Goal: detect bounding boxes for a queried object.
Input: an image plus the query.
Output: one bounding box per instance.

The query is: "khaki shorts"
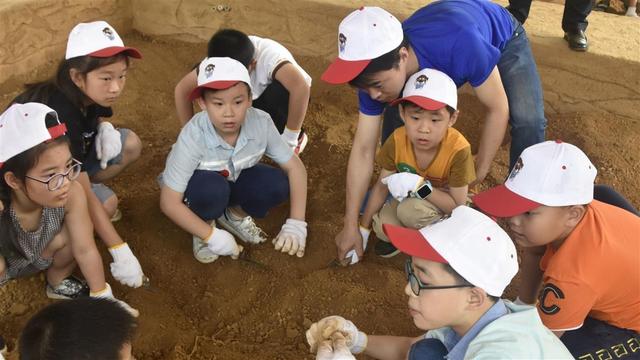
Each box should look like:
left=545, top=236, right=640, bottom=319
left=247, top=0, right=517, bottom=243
left=372, top=198, right=443, bottom=243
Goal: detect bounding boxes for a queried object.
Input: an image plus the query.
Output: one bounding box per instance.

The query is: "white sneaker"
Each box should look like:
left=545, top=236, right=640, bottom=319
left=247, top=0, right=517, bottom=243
left=217, top=209, right=267, bottom=244
left=192, top=236, right=219, bottom=263
left=295, top=132, right=309, bottom=154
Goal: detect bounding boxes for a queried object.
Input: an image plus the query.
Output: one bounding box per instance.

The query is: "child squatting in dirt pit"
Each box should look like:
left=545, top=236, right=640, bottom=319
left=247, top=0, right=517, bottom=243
left=160, top=57, right=308, bottom=263
left=0, top=103, right=137, bottom=316
left=473, top=141, right=640, bottom=359
left=11, top=20, right=146, bottom=290
left=359, top=68, right=476, bottom=260
left=174, top=28, right=312, bottom=154
left=19, top=298, right=137, bottom=359
left=306, top=207, right=573, bottom=360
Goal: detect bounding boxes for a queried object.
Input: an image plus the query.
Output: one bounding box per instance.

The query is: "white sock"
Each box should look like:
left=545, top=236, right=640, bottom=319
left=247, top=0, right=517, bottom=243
left=627, top=6, right=638, bottom=15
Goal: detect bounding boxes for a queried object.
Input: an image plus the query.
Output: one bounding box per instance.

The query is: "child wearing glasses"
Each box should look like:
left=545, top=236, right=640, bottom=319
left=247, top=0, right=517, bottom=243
left=11, top=21, right=146, bottom=289
left=0, top=103, right=137, bottom=316
left=306, top=207, right=572, bottom=359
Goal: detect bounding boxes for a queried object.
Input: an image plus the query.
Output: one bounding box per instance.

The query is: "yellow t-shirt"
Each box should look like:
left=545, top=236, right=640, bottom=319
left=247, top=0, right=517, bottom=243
left=376, top=127, right=475, bottom=188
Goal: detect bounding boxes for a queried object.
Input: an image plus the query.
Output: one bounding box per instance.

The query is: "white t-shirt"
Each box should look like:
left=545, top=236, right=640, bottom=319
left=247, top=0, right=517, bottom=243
left=249, top=35, right=312, bottom=99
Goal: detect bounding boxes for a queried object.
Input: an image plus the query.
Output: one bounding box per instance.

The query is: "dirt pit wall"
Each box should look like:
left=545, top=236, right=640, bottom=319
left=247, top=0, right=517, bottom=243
left=0, top=0, right=639, bottom=359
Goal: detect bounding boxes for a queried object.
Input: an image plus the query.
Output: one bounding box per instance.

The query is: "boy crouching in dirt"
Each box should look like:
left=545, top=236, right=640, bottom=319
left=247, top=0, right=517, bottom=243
left=473, top=141, right=640, bottom=359
left=359, top=69, right=476, bottom=260
left=160, top=57, right=308, bottom=263
left=306, top=207, right=572, bottom=359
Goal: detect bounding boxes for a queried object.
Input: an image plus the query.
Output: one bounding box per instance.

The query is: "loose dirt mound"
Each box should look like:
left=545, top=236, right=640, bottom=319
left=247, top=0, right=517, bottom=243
left=0, top=29, right=638, bottom=359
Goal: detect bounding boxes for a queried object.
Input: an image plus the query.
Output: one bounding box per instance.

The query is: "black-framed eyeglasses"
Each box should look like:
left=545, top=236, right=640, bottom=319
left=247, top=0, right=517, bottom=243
left=405, top=259, right=474, bottom=296
left=25, top=159, right=82, bottom=191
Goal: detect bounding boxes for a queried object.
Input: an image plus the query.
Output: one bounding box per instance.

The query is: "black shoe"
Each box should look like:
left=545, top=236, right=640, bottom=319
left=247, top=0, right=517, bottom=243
left=564, top=30, right=588, bottom=52
left=46, top=276, right=90, bottom=300
left=374, top=240, right=401, bottom=258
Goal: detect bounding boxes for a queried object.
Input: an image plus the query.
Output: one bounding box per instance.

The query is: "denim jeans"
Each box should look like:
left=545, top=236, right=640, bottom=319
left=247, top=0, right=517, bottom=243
left=497, top=16, right=546, bottom=170
left=382, top=16, right=546, bottom=171
left=183, top=164, right=289, bottom=221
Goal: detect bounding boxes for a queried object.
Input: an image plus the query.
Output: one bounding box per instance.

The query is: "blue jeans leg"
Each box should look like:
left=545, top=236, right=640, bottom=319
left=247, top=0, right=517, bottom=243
left=183, top=170, right=230, bottom=221
left=498, top=19, right=547, bottom=170
left=229, top=164, right=289, bottom=218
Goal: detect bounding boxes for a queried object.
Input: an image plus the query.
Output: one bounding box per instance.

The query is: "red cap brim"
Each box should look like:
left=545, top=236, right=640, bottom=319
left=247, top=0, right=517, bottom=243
left=472, top=184, right=542, bottom=218
left=321, top=57, right=371, bottom=84
left=390, top=95, right=446, bottom=110
left=89, top=46, right=142, bottom=59
left=188, top=81, right=241, bottom=101
left=383, top=224, right=448, bottom=263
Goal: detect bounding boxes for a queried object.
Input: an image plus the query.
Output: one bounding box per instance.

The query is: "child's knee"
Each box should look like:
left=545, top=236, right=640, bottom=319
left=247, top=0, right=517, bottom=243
left=396, top=198, right=442, bottom=228
left=102, top=194, right=119, bottom=218
left=122, top=130, right=142, bottom=163
left=184, top=171, right=230, bottom=220
left=42, top=230, right=70, bottom=259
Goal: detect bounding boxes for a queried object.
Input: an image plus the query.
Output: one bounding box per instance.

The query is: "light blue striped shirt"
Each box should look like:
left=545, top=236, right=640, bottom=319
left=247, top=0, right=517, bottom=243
left=162, top=107, right=293, bottom=193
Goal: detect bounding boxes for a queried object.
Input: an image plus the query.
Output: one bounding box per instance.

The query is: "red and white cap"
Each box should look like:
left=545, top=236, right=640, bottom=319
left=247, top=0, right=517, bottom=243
left=65, top=21, right=142, bottom=60
left=383, top=206, right=518, bottom=297
left=0, top=103, right=67, bottom=168
left=389, top=68, right=457, bottom=110
left=321, top=6, right=403, bottom=84
left=473, top=140, right=597, bottom=217
left=189, top=57, right=253, bottom=101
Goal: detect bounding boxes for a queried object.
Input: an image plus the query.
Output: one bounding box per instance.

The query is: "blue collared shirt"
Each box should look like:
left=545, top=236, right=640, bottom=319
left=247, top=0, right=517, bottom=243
left=439, top=300, right=509, bottom=360
left=162, top=107, right=293, bottom=193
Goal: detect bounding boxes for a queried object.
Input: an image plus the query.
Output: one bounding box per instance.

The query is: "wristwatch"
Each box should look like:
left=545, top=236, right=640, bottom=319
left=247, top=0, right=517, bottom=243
left=412, top=180, right=433, bottom=199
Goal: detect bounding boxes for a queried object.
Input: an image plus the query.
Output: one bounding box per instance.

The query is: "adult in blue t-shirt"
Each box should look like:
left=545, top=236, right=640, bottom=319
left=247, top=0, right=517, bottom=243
left=321, top=0, right=546, bottom=262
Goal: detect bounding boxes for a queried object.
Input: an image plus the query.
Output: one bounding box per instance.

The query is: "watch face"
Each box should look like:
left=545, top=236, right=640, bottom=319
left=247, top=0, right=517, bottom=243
left=417, top=183, right=432, bottom=199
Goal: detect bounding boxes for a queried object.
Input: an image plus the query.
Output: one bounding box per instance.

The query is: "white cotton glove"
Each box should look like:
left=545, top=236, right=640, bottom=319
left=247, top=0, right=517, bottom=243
left=95, top=122, right=122, bottom=169
left=108, top=243, right=144, bottom=288
left=381, top=173, right=424, bottom=201
left=306, top=316, right=368, bottom=355
left=90, top=283, right=140, bottom=317
left=346, top=225, right=370, bottom=265
left=205, top=227, right=241, bottom=257
left=273, top=218, right=307, bottom=257
left=316, top=332, right=357, bottom=360
left=282, top=127, right=301, bottom=150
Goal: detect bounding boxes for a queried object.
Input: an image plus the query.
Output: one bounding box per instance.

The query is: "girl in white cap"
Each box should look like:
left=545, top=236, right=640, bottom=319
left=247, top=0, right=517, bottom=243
left=0, top=103, right=137, bottom=316
left=12, top=21, right=146, bottom=289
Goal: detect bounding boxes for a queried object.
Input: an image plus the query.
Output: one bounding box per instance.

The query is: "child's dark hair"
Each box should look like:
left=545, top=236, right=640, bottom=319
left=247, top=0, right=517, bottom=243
left=348, top=35, right=409, bottom=89
left=442, top=263, right=500, bottom=303
left=400, top=101, right=457, bottom=117
left=19, top=298, right=137, bottom=360
left=207, top=29, right=255, bottom=67
left=11, top=54, right=129, bottom=110
left=0, top=114, right=69, bottom=258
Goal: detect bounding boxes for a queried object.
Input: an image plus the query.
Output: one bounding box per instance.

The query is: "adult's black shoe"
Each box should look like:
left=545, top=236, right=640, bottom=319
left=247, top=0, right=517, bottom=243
left=564, top=30, right=589, bottom=51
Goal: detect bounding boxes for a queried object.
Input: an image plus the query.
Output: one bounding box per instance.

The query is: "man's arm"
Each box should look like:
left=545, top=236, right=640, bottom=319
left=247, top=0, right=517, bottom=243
left=471, top=66, right=509, bottom=185
left=273, top=62, right=311, bottom=132
left=334, top=112, right=382, bottom=260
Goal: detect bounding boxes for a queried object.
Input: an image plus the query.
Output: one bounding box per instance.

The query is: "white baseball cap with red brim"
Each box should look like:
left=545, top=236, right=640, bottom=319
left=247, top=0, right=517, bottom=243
left=0, top=103, right=67, bottom=168
left=389, top=68, right=458, bottom=110
left=189, top=57, right=253, bottom=101
left=473, top=140, right=597, bottom=218
left=383, top=206, right=518, bottom=297
left=65, top=21, right=142, bottom=60
left=321, top=6, right=403, bottom=84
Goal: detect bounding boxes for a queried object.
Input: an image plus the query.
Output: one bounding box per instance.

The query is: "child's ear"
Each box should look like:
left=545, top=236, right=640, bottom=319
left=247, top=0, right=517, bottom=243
left=196, top=96, right=206, bottom=110
left=449, top=110, right=460, bottom=127
left=69, top=68, right=85, bottom=90
left=565, top=205, right=587, bottom=228
left=466, top=287, right=489, bottom=310
left=4, top=171, right=22, bottom=191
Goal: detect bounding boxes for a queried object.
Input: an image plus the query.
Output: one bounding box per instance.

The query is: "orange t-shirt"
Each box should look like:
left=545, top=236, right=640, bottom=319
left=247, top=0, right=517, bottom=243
left=376, top=127, right=475, bottom=189
left=537, top=200, right=640, bottom=332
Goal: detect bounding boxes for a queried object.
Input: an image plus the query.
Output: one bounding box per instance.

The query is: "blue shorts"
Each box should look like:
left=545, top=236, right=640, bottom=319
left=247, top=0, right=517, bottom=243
left=84, top=128, right=130, bottom=177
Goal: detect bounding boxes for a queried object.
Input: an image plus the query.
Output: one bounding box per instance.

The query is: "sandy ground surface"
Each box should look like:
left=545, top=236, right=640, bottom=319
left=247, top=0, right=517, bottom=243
left=0, top=2, right=639, bottom=359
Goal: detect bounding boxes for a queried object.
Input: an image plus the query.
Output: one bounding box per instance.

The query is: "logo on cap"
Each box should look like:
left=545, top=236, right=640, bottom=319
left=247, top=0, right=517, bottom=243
left=415, top=75, right=428, bottom=89
left=508, top=157, right=524, bottom=180
left=338, top=33, right=347, bottom=53
left=102, top=27, right=115, bottom=41
left=205, top=64, right=216, bottom=78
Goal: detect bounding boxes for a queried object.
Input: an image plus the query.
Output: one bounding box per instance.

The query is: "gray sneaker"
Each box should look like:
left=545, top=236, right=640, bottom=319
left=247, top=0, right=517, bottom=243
left=46, top=276, right=89, bottom=299
left=217, top=209, right=267, bottom=244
